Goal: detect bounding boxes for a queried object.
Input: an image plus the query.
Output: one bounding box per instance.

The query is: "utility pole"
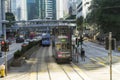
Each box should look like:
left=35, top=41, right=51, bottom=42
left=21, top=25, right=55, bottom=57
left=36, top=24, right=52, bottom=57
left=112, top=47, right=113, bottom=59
left=2, top=21, right=8, bottom=76
left=108, top=32, right=112, bottom=80
left=2, top=0, right=8, bottom=76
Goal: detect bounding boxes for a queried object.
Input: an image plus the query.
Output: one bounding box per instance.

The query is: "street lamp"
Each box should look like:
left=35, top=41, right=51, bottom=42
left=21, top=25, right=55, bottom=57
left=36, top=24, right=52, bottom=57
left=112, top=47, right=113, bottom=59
left=1, top=20, right=9, bottom=76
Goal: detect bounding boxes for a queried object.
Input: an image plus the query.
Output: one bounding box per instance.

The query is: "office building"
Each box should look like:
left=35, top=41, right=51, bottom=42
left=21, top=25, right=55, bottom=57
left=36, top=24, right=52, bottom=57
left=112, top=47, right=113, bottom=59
left=56, top=0, right=69, bottom=20
left=76, top=0, right=91, bottom=19
left=27, top=0, right=56, bottom=20
left=27, top=0, right=37, bottom=20
left=11, top=0, right=27, bottom=20
left=46, top=0, right=56, bottom=19
left=68, top=0, right=77, bottom=16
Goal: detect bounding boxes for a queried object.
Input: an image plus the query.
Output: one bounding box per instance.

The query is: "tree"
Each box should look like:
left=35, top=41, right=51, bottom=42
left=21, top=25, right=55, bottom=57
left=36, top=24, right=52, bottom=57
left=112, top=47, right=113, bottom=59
left=76, top=16, right=83, bottom=30
left=87, top=0, right=120, bottom=40
left=65, top=15, right=76, bottom=19
left=5, top=12, right=15, bottom=27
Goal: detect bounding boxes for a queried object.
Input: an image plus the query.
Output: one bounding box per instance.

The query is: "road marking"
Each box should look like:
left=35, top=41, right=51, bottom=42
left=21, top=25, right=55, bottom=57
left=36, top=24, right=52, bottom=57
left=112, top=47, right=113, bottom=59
left=71, top=62, right=91, bottom=80
left=90, top=57, right=120, bottom=73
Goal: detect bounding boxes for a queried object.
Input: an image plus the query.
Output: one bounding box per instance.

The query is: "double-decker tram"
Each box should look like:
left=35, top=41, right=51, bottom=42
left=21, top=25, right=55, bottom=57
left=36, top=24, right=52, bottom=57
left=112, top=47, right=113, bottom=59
left=52, top=26, right=72, bottom=63
left=54, top=35, right=72, bottom=63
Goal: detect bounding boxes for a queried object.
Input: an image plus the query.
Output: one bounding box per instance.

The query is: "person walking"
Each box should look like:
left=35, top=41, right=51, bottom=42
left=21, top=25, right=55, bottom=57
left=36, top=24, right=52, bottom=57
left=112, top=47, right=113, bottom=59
left=81, top=48, right=85, bottom=61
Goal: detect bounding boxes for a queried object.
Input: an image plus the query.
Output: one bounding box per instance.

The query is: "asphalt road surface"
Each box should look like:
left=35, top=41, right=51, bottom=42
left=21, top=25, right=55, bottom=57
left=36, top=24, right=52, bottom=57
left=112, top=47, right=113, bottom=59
left=1, top=41, right=120, bottom=80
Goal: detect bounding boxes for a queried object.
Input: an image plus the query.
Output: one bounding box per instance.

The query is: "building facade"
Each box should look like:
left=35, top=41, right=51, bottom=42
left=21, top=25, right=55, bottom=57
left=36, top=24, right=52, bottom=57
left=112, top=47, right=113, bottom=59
left=46, top=0, right=56, bottom=19
left=76, top=0, right=91, bottom=19
left=68, top=0, right=77, bottom=16
left=11, top=0, right=27, bottom=20
left=56, top=0, right=69, bottom=20
left=27, top=0, right=56, bottom=20
left=27, top=0, right=37, bottom=20
left=38, top=0, right=46, bottom=19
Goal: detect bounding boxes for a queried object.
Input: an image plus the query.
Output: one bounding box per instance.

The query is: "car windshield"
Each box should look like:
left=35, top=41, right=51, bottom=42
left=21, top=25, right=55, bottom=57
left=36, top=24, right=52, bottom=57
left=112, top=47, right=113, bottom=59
left=42, top=38, right=49, bottom=40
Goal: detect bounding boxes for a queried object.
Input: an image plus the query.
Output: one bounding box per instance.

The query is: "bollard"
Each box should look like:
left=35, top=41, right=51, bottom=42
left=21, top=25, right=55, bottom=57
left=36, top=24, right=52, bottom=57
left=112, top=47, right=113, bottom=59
left=0, top=64, right=5, bottom=77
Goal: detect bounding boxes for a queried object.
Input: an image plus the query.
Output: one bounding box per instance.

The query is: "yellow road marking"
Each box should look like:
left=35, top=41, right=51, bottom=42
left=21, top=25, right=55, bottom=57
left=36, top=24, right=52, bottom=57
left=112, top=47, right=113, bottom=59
left=71, top=62, right=91, bottom=80
left=90, top=57, right=120, bottom=73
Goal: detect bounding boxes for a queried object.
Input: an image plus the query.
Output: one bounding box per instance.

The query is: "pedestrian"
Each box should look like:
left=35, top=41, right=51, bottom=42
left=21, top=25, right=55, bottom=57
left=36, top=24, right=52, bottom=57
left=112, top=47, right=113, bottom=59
left=81, top=48, right=85, bottom=61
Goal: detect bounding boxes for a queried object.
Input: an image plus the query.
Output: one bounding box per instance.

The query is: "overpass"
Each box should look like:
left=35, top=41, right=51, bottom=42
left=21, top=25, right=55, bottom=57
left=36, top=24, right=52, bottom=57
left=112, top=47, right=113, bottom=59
left=11, top=19, right=76, bottom=33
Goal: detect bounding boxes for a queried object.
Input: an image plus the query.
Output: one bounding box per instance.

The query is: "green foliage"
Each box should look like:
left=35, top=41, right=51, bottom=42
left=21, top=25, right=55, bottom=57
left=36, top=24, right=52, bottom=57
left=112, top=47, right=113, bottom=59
left=66, top=15, right=76, bottom=19
left=14, top=50, right=21, bottom=59
left=14, top=41, right=40, bottom=59
left=87, top=0, right=120, bottom=40
left=5, top=12, right=15, bottom=27
left=76, top=16, right=83, bottom=30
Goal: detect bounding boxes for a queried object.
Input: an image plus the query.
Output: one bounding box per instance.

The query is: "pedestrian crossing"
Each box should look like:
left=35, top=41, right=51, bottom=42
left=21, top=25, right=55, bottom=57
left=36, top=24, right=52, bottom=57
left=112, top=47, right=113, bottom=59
left=90, top=56, right=120, bottom=65
left=77, top=56, right=120, bottom=70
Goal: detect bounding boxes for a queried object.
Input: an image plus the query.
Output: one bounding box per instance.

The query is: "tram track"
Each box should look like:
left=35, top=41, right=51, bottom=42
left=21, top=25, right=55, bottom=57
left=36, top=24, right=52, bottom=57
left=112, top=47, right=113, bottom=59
left=59, top=63, right=85, bottom=80
left=47, top=46, right=90, bottom=80
left=45, top=47, right=52, bottom=80
left=34, top=46, right=51, bottom=80
left=3, top=46, right=42, bottom=80
left=4, top=46, right=90, bottom=80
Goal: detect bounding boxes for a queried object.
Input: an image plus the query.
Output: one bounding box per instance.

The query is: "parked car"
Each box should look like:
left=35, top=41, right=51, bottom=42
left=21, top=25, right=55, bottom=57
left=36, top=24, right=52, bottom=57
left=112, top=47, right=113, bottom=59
left=25, top=39, right=30, bottom=42
left=16, top=37, right=24, bottom=43
left=21, top=42, right=29, bottom=47
left=0, top=52, right=2, bottom=57
left=6, top=40, right=12, bottom=45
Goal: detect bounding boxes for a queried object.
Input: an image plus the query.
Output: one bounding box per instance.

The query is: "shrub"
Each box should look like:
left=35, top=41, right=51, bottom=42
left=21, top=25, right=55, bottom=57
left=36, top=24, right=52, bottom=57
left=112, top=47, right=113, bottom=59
left=14, top=50, right=21, bottom=59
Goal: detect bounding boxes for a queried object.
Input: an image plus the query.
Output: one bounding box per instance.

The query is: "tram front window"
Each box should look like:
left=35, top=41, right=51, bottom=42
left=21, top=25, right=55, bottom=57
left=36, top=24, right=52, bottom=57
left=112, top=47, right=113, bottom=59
left=56, top=43, right=70, bottom=52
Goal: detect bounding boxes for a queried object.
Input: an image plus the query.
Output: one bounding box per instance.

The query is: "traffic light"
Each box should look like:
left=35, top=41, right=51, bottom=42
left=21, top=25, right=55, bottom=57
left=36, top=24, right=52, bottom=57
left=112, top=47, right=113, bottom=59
left=1, top=41, right=5, bottom=51
left=78, top=36, right=83, bottom=45
left=105, top=37, right=109, bottom=50
left=4, top=42, right=9, bottom=52
left=105, top=37, right=115, bottom=50
left=1, top=41, right=9, bottom=52
left=111, top=39, right=115, bottom=50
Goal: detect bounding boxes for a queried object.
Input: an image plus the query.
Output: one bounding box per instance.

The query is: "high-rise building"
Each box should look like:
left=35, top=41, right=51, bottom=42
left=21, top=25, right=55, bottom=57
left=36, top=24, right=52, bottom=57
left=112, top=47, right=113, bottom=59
left=11, top=0, right=27, bottom=20
left=76, top=0, right=91, bottom=19
left=46, top=0, right=56, bottom=19
left=27, top=0, right=56, bottom=20
left=56, top=0, right=69, bottom=20
left=27, top=0, right=37, bottom=20
left=11, top=0, right=17, bottom=19
left=69, top=0, right=77, bottom=16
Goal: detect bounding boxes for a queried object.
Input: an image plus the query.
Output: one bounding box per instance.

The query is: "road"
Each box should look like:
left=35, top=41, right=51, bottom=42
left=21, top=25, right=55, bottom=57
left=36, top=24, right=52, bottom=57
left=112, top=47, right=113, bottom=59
left=76, top=41, right=120, bottom=80
left=0, top=43, right=22, bottom=64
left=1, top=41, right=120, bottom=80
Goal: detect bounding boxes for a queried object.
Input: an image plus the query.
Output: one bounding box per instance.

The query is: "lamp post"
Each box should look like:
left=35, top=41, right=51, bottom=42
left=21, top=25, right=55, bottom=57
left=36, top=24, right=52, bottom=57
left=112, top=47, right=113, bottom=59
left=2, top=20, right=9, bottom=76
left=1, top=0, right=10, bottom=76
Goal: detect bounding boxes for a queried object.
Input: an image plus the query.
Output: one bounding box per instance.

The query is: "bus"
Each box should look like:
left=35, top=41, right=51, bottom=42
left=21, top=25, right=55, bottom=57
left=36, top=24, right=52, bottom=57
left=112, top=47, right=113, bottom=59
left=41, top=33, right=51, bottom=46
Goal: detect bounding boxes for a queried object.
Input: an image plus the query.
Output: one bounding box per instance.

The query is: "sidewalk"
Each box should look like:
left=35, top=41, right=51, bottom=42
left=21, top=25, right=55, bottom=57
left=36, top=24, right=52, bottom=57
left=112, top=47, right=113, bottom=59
left=0, top=45, right=40, bottom=80
left=1, top=60, right=31, bottom=80
left=89, top=39, right=120, bottom=53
